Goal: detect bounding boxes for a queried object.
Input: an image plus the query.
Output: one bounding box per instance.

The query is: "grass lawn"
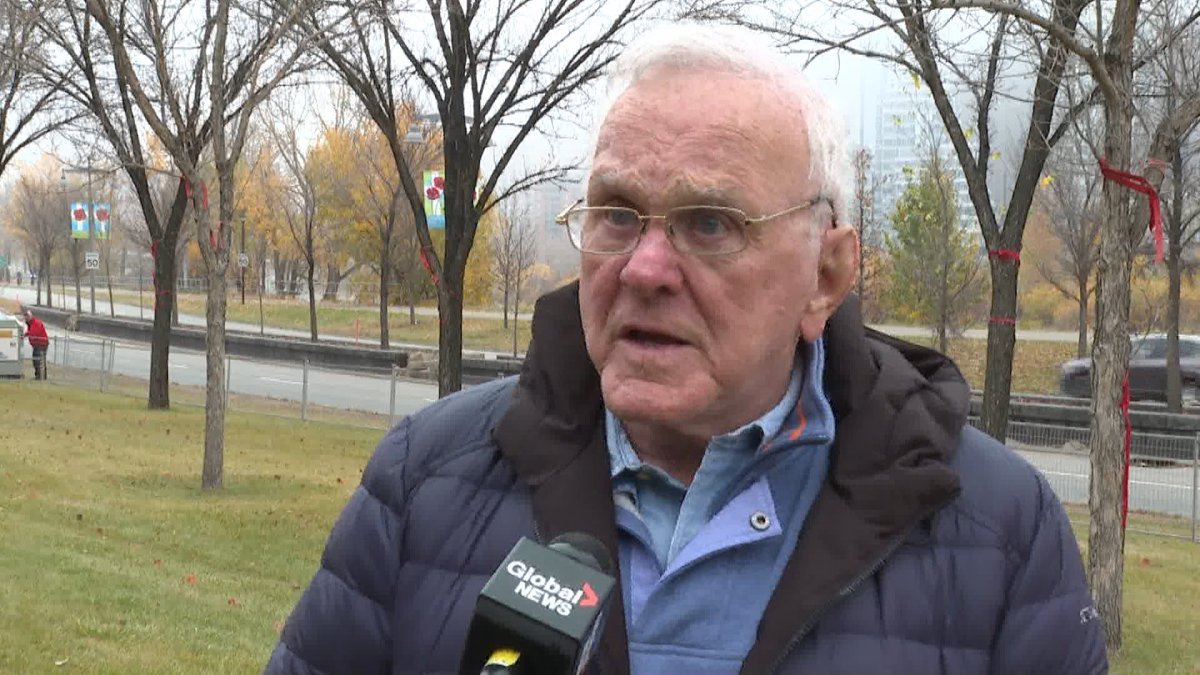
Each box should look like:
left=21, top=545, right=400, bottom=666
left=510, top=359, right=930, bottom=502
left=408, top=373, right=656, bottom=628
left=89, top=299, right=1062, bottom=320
left=931, top=337, right=1077, bottom=395
left=1, top=384, right=1197, bottom=673
left=0, top=382, right=381, bottom=674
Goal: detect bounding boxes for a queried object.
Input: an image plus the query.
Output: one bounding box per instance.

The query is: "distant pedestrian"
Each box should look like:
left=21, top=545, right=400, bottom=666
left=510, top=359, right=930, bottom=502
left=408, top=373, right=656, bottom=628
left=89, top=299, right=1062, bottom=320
left=23, top=308, right=49, bottom=380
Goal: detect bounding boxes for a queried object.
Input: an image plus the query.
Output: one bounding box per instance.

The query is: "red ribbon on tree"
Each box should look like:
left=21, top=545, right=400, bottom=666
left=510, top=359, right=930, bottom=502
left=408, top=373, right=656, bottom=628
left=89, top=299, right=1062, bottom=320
left=181, top=177, right=209, bottom=210
left=1121, top=374, right=1132, bottom=530
left=1098, top=157, right=1164, bottom=263
left=987, top=248, right=1021, bottom=266
left=988, top=316, right=1017, bottom=326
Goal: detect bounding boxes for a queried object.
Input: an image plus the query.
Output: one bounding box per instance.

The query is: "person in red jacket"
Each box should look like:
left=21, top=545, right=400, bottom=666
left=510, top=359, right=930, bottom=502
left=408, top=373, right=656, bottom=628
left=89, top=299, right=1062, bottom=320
left=23, top=308, right=49, bottom=380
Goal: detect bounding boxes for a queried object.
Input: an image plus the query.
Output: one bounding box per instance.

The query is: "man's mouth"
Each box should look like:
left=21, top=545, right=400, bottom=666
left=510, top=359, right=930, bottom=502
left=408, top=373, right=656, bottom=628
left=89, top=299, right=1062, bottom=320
left=621, top=328, right=688, bottom=347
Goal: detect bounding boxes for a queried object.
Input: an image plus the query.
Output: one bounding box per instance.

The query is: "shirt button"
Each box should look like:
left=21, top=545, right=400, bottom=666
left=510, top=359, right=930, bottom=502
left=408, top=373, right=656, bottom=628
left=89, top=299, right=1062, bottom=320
left=750, top=511, right=771, bottom=531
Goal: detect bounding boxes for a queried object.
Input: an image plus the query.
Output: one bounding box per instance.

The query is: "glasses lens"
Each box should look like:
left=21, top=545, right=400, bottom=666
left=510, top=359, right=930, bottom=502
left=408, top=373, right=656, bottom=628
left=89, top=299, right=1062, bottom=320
left=668, top=206, right=747, bottom=254
left=569, top=207, right=642, bottom=253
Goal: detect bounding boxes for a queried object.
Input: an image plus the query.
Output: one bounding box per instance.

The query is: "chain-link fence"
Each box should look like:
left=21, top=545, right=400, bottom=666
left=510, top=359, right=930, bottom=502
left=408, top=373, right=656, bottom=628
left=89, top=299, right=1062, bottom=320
left=969, top=417, right=1199, bottom=542
left=34, top=335, right=435, bottom=432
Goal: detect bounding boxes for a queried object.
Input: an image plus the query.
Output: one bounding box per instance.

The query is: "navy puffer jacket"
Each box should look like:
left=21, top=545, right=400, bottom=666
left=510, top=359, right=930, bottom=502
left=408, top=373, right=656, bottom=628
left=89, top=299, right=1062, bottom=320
left=266, top=286, right=1107, bottom=674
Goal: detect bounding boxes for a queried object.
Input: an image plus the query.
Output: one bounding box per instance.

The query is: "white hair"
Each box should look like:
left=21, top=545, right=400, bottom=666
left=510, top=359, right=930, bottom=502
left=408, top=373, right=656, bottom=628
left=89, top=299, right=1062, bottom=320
left=592, top=23, right=852, bottom=226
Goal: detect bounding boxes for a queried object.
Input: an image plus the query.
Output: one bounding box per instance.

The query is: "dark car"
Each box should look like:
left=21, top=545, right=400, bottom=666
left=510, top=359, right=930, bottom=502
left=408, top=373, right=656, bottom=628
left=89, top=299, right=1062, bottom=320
left=1060, top=334, right=1200, bottom=404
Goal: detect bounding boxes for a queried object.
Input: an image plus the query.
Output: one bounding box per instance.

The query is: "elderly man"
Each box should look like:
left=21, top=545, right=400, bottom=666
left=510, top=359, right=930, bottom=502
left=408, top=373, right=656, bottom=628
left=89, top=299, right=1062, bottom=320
left=267, top=24, right=1106, bottom=675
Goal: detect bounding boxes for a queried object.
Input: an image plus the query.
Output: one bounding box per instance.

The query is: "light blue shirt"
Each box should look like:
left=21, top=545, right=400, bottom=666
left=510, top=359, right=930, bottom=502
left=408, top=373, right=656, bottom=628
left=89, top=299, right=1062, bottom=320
left=607, top=357, right=804, bottom=569
left=605, top=339, right=836, bottom=671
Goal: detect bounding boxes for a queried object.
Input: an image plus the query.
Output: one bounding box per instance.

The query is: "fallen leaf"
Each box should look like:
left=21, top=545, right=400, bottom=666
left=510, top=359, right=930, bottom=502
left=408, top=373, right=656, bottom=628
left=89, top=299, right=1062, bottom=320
left=153, top=559, right=162, bottom=567
left=1140, top=557, right=1151, bottom=566
left=54, top=657, right=69, bottom=667
left=228, top=597, right=239, bottom=607
left=184, top=574, right=197, bottom=586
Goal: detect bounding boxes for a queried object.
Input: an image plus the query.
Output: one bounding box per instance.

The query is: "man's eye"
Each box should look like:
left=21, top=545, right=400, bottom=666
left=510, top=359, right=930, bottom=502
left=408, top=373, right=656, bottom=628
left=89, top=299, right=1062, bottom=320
left=604, top=209, right=641, bottom=229
left=677, top=208, right=735, bottom=237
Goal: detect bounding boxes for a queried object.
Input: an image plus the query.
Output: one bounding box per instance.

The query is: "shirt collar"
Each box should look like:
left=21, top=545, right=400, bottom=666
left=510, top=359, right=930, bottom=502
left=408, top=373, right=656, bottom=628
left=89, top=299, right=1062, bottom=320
left=607, top=340, right=820, bottom=479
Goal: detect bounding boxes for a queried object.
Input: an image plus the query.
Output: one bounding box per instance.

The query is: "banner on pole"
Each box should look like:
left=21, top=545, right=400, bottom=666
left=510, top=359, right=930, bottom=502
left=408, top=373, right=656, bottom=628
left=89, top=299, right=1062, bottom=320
left=70, top=202, right=90, bottom=239
left=93, top=203, right=111, bottom=240
left=423, top=170, right=446, bottom=229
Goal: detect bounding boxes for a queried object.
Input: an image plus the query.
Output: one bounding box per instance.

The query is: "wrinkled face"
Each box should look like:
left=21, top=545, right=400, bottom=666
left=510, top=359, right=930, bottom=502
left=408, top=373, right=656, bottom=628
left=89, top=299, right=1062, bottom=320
left=580, top=68, right=855, bottom=438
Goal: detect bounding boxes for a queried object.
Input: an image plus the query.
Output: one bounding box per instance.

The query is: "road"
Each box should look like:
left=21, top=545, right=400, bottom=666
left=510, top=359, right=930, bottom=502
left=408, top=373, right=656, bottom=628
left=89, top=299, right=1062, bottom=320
left=2, top=284, right=1085, bottom=344
left=1016, top=448, right=1198, bottom=519
left=48, top=333, right=439, bottom=420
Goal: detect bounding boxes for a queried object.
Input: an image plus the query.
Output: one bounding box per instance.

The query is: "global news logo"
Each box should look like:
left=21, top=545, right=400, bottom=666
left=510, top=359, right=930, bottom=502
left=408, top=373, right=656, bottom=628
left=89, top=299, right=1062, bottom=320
left=506, top=560, right=599, bottom=617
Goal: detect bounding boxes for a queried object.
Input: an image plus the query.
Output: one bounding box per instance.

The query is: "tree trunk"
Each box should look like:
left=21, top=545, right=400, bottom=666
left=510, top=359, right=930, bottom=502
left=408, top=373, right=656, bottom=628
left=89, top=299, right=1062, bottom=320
left=1165, top=147, right=1184, bottom=412
left=437, top=272, right=465, bottom=396
left=512, top=282, right=520, bottom=357
left=323, top=261, right=341, bottom=300
left=502, top=282, right=510, bottom=330
left=307, top=259, right=318, bottom=342
left=171, top=274, right=180, bottom=327
left=1077, top=277, right=1090, bottom=359
left=148, top=242, right=178, bottom=409
left=201, top=265, right=228, bottom=490
left=379, top=251, right=391, bottom=349
left=981, top=261, right=1019, bottom=440
left=1088, top=39, right=1137, bottom=652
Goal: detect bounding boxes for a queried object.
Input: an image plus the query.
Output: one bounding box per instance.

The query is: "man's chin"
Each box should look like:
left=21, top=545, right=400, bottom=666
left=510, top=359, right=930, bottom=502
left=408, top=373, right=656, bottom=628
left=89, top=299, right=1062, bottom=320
left=600, top=374, right=707, bottom=426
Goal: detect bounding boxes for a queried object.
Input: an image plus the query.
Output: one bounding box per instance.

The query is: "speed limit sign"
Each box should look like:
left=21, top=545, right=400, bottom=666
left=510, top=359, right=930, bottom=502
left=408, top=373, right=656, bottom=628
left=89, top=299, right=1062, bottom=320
left=85, top=252, right=100, bottom=270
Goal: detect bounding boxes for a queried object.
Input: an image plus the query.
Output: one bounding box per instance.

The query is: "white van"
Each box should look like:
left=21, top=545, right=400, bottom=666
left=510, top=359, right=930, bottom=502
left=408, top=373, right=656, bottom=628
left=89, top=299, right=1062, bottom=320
left=0, top=310, right=25, bottom=378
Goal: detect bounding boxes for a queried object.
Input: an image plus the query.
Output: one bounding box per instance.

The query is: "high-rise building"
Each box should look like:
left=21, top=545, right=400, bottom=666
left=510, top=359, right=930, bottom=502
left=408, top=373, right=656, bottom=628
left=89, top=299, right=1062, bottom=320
left=873, top=79, right=977, bottom=230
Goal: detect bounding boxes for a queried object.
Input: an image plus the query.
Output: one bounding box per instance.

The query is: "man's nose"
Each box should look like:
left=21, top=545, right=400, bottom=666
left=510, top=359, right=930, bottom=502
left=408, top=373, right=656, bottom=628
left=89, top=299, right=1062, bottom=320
left=618, top=221, right=683, bottom=291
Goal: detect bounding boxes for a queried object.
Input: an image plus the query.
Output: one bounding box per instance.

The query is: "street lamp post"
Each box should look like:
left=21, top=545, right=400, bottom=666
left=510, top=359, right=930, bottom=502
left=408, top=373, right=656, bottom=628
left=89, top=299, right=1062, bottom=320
left=61, top=160, right=99, bottom=315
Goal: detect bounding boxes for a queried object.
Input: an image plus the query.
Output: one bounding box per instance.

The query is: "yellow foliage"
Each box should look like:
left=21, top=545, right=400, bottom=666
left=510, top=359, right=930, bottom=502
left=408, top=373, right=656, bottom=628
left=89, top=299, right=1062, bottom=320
left=463, top=207, right=497, bottom=307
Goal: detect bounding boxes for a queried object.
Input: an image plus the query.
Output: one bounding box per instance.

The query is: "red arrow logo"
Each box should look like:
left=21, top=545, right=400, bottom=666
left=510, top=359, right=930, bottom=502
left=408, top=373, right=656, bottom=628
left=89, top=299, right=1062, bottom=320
left=579, top=583, right=598, bottom=607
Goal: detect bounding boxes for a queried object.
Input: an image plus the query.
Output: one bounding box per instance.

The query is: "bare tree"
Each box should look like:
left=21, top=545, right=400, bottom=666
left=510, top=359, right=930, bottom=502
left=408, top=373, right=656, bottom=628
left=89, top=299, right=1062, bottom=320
left=8, top=167, right=70, bottom=307
left=266, top=98, right=321, bottom=341
left=1036, top=131, right=1103, bottom=358
left=309, top=0, right=667, bottom=396
left=83, top=0, right=317, bottom=489
left=0, top=0, right=74, bottom=181
left=492, top=198, right=538, bottom=353
left=34, top=0, right=206, bottom=409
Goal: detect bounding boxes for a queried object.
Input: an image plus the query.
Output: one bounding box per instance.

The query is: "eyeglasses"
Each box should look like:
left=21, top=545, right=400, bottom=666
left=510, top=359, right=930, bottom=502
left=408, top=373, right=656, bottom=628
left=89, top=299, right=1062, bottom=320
left=554, top=197, right=831, bottom=256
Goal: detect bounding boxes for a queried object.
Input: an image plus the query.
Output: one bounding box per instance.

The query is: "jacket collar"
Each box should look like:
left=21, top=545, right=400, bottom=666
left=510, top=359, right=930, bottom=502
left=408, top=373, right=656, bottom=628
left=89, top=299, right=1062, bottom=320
left=494, top=283, right=966, bottom=675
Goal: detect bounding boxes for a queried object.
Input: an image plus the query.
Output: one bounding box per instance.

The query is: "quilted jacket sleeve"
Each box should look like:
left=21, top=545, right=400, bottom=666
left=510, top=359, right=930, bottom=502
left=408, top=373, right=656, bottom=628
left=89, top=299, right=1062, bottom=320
left=264, top=418, right=415, bottom=675
left=990, top=476, right=1108, bottom=674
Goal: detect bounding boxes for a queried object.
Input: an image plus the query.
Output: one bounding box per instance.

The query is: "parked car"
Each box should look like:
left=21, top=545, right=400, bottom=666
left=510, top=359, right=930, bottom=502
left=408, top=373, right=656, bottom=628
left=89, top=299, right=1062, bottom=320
left=1059, top=333, right=1200, bottom=404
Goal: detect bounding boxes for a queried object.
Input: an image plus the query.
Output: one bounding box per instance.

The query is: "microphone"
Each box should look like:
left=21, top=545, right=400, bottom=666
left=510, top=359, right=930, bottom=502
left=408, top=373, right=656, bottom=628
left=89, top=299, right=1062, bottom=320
left=459, top=533, right=616, bottom=675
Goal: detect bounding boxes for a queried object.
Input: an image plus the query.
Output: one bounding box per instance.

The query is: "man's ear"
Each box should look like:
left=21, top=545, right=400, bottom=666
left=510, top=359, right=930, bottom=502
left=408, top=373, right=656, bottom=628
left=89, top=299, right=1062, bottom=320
left=799, top=225, right=859, bottom=342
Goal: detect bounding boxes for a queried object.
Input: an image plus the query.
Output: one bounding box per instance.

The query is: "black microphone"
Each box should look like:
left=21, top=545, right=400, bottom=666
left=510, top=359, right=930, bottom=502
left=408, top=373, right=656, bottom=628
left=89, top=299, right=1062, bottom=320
left=459, top=532, right=616, bottom=675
